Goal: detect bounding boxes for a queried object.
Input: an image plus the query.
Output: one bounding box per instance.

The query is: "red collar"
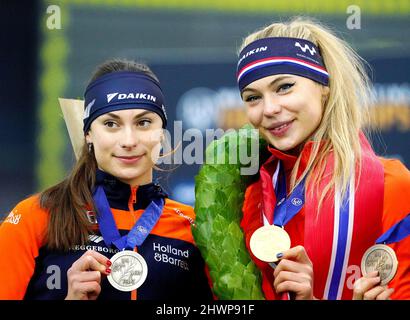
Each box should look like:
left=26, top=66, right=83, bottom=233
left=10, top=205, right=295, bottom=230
left=263, top=141, right=318, bottom=177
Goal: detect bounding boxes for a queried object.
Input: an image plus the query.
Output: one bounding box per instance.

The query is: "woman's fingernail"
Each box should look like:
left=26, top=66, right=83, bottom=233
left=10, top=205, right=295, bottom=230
left=276, top=253, right=283, bottom=259
left=107, top=260, right=112, bottom=266
left=106, top=268, right=111, bottom=274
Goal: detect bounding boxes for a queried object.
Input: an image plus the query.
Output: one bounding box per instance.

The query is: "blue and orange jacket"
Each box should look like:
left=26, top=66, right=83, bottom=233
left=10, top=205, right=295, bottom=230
left=0, top=170, right=213, bottom=300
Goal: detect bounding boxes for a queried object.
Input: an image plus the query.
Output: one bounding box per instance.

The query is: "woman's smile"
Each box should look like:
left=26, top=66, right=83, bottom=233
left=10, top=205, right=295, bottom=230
left=113, top=154, right=145, bottom=165
left=267, top=119, right=295, bottom=137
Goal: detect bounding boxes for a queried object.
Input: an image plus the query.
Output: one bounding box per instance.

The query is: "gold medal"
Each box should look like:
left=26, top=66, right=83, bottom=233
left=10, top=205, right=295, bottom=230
left=108, top=250, right=148, bottom=292
left=250, top=225, right=291, bottom=262
left=361, top=244, right=398, bottom=286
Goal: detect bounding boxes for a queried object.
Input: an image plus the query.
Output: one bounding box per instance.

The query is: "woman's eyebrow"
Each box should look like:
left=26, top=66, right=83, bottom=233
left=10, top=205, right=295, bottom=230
left=102, top=110, right=153, bottom=120
left=268, top=76, right=294, bottom=87
left=242, top=76, right=294, bottom=95
left=133, top=111, right=153, bottom=119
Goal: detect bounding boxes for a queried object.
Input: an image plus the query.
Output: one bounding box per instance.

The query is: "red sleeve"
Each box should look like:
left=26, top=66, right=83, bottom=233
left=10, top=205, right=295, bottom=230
left=0, top=195, right=48, bottom=299
left=380, top=158, right=410, bottom=300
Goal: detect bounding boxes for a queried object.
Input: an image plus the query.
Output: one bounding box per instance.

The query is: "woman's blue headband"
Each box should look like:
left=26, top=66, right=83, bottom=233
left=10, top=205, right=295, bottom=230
left=83, top=71, right=167, bottom=132
left=237, top=37, right=329, bottom=92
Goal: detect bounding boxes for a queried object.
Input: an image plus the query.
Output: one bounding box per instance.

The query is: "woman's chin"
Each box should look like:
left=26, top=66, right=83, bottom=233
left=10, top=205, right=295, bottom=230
left=263, top=134, right=295, bottom=151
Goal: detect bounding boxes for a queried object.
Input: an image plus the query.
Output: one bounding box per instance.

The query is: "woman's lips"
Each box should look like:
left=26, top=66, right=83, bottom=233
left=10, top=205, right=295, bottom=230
left=114, top=155, right=143, bottom=164
left=268, top=120, right=294, bottom=137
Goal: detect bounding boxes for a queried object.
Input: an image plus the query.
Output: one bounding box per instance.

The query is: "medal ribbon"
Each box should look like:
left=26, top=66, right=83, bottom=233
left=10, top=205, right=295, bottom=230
left=93, top=185, right=164, bottom=250
left=272, top=161, right=306, bottom=301
left=273, top=160, right=355, bottom=300
left=326, top=176, right=354, bottom=300
left=273, top=161, right=306, bottom=227
left=376, top=213, right=410, bottom=244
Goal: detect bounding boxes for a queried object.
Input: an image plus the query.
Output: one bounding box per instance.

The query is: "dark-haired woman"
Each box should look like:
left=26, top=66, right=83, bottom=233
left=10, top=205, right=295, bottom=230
left=0, top=59, right=213, bottom=300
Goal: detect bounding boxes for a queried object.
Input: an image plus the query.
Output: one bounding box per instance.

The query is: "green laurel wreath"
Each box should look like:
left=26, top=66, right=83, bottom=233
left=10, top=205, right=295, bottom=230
left=192, top=124, right=267, bottom=300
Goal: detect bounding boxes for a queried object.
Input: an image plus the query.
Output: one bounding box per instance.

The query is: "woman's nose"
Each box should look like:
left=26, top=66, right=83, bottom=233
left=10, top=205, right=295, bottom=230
left=120, top=127, right=138, bottom=148
left=263, top=97, right=282, bottom=117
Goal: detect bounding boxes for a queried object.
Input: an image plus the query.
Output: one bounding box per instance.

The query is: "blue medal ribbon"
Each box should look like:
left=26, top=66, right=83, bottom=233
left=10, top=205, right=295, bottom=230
left=376, top=214, right=410, bottom=245
left=327, top=181, right=352, bottom=300
left=273, top=161, right=306, bottom=227
left=93, top=185, right=164, bottom=250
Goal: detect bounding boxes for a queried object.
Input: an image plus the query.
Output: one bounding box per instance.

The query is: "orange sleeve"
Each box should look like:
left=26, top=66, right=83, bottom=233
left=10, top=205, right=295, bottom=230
left=150, top=199, right=197, bottom=244
left=379, top=158, right=410, bottom=300
left=0, top=195, right=48, bottom=299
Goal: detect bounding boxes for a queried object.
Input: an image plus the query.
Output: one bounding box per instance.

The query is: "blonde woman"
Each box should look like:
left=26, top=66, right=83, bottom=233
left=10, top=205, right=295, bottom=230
left=237, top=18, right=410, bottom=300
left=0, top=59, right=213, bottom=300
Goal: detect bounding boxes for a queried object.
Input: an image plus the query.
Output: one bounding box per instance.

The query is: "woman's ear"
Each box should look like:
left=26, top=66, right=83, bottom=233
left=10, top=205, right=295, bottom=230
left=321, top=86, right=330, bottom=105
left=85, top=130, right=92, bottom=145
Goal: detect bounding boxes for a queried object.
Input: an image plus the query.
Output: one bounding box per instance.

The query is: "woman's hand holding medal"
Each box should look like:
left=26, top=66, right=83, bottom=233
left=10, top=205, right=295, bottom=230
left=273, top=245, right=315, bottom=300
left=352, top=220, right=404, bottom=300
left=250, top=226, right=315, bottom=300
left=65, top=250, right=112, bottom=300
left=352, top=243, right=398, bottom=300
left=352, top=271, right=395, bottom=300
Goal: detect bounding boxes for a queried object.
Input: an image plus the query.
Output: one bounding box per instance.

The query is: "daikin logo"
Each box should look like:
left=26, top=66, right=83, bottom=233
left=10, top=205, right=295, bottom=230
left=107, top=92, right=119, bottom=103
left=238, top=46, right=268, bottom=65
left=295, top=42, right=316, bottom=55
left=107, top=92, right=157, bottom=103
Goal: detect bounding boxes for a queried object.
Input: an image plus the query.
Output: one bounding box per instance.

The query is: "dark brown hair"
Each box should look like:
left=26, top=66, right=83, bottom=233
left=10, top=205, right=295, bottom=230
left=40, top=59, right=158, bottom=251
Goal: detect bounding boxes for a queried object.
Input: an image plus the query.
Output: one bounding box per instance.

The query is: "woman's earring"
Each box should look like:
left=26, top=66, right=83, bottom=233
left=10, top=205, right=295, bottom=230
left=88, top=143, right=93, bottom=153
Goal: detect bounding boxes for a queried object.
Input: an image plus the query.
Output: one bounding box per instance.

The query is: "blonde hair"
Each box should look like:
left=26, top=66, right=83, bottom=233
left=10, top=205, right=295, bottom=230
left=239, top=17, right=372, bottom=210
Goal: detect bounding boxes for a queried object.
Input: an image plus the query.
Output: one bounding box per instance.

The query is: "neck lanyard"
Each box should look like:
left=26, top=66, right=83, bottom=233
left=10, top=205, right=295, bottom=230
left=273, top=161, right=306, bottom=227
left=376, top=214, right=410, bottom=245
left=93, top=185, right=164, bottom=250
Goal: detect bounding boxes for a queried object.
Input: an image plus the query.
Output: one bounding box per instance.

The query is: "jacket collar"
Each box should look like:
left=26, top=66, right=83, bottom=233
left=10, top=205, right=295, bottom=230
left=95, top=169, right=168, bottom=211
left=263, top=141, right=318, bottom=177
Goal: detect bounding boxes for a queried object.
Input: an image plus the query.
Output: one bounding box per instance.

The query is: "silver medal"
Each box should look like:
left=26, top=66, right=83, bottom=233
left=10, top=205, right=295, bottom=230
left=108, top=250, right=148, bottom=292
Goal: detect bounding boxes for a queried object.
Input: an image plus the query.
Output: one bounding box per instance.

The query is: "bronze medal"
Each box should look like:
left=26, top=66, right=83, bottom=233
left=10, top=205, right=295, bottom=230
left=361, top=244, right=398, bottom=286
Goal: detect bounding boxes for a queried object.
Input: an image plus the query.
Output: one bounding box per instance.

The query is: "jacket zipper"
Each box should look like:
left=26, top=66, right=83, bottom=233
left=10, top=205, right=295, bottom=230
left=129, top=186, right=138, bottom=300
left=128, top=186, right=138, bottom=214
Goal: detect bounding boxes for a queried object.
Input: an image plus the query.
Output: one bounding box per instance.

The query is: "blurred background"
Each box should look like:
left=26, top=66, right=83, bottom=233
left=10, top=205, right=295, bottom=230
left=1, top=0, right=409, bottom=218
